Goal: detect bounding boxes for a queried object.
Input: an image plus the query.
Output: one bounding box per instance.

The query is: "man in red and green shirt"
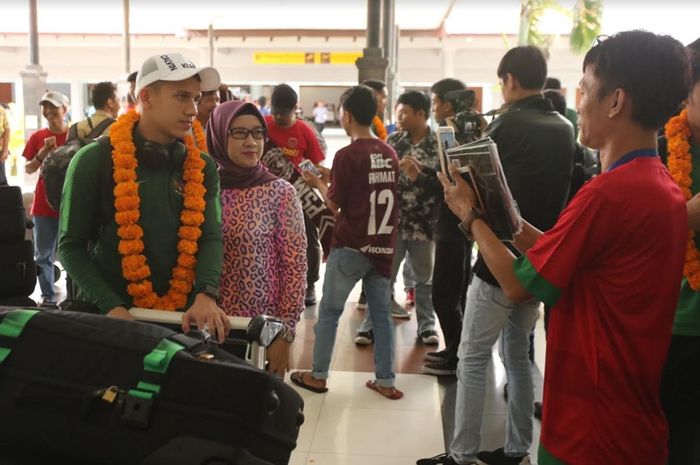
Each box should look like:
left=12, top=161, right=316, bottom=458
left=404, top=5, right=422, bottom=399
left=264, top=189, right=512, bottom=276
left=437, top=31, right=689, bottom=465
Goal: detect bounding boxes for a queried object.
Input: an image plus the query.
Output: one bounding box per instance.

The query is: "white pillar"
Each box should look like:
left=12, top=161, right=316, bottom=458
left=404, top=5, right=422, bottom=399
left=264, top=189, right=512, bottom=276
left=441, top=46, right=456, bottom=78
left=70, top=80, right=84, bottom=122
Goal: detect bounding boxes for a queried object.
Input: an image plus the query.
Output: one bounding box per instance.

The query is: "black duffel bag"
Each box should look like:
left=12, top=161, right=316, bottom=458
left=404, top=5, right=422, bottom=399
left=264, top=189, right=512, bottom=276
left=0, top=309, right=304, bottom=465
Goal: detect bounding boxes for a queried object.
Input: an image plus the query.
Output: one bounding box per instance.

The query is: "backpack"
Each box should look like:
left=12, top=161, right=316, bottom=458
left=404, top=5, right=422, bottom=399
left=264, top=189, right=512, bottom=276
left=42, top=116, right=114, bottom=212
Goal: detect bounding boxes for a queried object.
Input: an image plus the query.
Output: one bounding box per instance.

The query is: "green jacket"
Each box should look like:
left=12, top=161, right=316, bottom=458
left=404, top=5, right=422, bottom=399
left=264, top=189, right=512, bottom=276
left=58, top=130, right=223, bottom=313
left=659, top=137, right=700, bottom=336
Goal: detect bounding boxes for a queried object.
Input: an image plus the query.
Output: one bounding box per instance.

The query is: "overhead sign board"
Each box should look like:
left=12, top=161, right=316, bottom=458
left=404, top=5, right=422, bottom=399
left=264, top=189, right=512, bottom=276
left=253, top=51, right=363, bottom=65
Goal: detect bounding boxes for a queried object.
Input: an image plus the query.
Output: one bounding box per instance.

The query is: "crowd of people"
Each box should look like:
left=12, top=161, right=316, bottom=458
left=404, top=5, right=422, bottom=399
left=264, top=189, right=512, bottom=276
left=4, top=28, right=700, bottom=465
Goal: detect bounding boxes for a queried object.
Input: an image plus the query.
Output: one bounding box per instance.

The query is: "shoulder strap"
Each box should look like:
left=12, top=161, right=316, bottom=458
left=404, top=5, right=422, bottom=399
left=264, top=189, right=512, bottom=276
left=66, top=123, right=79, bottom=142
left=86, top=118, right=115, bottom=141
left=128, top=338, right=185, bottom=400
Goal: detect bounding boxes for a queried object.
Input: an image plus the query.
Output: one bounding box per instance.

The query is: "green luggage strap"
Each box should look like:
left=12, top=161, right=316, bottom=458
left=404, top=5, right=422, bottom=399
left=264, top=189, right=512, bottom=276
left=0, top=309, right=40, bottom=364
left=128, top=338, right=185, bottom=400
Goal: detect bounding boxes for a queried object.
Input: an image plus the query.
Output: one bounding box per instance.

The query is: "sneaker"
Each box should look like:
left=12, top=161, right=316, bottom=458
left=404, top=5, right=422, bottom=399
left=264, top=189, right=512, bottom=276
left=356, top=292, right=367, bottom=310
left=416, top=453, right=462, bottom=465
left=391, top=299, right=411, bottom=319
left=422, top=358, right=457, bottom=376
left=424, top=349, right=450, bottom=363
left=305, top=287, right=317, bottom=306
left=476, top=448, right=529, bottom=465
left=420, top=330, right=440, bottom=345
left=38, top=299, right=58, bottom=308
left=354, top=330, right=373, bottom=345
left=405, top=287, right=415, bottom=307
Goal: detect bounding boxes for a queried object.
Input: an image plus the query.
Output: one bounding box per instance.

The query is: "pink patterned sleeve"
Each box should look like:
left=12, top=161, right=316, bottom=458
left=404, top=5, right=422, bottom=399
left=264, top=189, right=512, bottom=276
left=274, top=182, right=308, bottom=334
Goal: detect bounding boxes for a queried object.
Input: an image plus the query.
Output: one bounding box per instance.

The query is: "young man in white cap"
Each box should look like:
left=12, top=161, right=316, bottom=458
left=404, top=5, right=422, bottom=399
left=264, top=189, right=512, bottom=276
left=23, top=90, right=70, bottom=306
left=58, top=53, right=231, bottom=341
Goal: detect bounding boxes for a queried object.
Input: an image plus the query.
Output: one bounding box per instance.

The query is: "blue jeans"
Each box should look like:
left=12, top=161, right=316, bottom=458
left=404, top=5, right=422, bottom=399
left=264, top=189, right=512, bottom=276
left=450, top=276, right=539, bottom=464
left=403, top=258, right=415, bottom=288
left=312, top=247, right=396, bottom=388
left=33, top=215, right=59, bottom=300
left=0, top=160, right=7, bottom=185
left=358, top=238, right=436, bottom=334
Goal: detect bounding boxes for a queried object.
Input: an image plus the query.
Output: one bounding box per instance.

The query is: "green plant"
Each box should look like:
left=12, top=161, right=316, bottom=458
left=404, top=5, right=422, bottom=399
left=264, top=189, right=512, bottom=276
left=570, top=0, right=603, bottom=53
left=518, top=0, right=603, bottom=55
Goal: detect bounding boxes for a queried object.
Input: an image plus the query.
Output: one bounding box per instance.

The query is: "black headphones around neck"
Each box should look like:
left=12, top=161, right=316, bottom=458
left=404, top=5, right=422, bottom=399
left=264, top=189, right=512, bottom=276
left=139, top=139, right=187, bottom=169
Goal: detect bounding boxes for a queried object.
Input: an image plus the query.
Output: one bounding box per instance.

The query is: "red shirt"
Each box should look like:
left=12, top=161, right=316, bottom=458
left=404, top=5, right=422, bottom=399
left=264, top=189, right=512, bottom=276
left=328, top=138, right=399, bottom=277
left=264, top=116, right=324, bottom=168
left=22, top=127, right=68, bottom=217
left=514, top=157, right=686, bottom=465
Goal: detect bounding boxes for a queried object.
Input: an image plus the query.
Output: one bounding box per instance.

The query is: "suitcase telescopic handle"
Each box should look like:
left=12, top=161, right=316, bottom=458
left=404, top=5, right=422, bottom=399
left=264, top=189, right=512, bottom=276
left=128, top=308, right=277, bottom=371
left=127, top=307, right=250, bottom=330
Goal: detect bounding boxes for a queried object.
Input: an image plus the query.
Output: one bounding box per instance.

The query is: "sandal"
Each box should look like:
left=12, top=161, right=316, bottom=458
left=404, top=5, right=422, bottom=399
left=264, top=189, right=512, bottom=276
left=290, top=371, right=328, bottom=393
left=365, top=380, right=404, bottom=400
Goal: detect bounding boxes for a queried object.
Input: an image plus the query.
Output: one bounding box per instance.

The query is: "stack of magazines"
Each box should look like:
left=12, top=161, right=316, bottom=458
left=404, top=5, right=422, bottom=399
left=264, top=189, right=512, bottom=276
left=443, top=136, right=522, bottom=242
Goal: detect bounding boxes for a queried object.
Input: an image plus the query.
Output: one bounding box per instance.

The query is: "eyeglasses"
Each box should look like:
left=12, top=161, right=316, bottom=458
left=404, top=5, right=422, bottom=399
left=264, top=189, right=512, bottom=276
left=227, top=127, right=267, bottom=140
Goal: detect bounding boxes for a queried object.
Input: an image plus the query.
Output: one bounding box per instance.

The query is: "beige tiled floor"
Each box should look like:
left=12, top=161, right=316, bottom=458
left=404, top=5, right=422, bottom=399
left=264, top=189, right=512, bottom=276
left=286, top=371, right=444, bottom=465
left=283, top=259, right=546, bottom=464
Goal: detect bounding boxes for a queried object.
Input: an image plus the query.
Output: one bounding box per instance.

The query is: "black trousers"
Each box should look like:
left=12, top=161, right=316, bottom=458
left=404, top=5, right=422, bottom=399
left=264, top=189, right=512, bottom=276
left=661, top=334, right=700, bottom=465
left=304, top=212, right=321, bottom=288
left=432, top=237, right=472, bottom=363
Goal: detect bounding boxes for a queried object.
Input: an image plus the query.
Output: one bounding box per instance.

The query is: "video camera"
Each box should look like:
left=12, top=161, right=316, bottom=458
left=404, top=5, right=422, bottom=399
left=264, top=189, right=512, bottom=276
left=443, top=89, right=487, bottom=145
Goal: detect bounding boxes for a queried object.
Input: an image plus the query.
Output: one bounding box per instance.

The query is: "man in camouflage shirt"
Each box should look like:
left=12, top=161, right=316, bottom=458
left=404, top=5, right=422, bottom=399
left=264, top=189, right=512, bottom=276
left=356, top=91, right=441, bottom=345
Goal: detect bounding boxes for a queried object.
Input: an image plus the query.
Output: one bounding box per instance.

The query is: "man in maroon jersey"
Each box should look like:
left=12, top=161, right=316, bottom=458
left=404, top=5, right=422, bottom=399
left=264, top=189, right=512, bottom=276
left=290, top=85, right=403, bottom=399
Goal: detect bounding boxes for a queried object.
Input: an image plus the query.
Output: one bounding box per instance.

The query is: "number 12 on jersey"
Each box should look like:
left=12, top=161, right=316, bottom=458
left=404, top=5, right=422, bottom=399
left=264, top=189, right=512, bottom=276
left=368, top=189, right=394, bottom=236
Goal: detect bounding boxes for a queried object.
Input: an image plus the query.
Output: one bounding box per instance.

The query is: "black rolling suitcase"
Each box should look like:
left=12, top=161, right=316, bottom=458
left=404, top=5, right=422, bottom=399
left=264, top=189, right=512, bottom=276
left=0, top=186, right=27, bottom=242
left=0, top=309, right=304, bottom=465
left=0, top=240, right=36, bottom=298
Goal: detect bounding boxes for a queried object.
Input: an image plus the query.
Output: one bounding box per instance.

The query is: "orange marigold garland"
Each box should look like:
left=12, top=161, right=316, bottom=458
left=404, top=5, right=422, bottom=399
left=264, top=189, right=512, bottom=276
left=110, top=110, right=207, bottom=310
left=371, top=116, right=388, bottom=141
left=192, top=118, right=208, bottom=152
left=665, top=109, right=700, bottom=291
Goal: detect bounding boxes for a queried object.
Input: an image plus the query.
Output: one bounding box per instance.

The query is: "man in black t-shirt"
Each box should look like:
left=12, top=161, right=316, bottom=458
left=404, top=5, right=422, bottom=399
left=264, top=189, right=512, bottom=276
left=419, top=46, right=574, bottom=465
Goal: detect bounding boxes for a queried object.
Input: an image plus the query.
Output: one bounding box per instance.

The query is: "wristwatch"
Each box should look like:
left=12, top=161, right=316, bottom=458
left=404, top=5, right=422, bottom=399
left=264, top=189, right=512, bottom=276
left=457, top=206, right=485, bottom=240
left=198, top=284, right=220, bottom=301
left=278, top=327, right=295, bottom=344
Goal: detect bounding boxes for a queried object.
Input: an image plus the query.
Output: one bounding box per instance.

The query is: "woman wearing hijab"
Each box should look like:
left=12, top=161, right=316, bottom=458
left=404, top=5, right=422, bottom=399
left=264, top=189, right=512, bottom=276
left=206, top=100, right=307, bottom=377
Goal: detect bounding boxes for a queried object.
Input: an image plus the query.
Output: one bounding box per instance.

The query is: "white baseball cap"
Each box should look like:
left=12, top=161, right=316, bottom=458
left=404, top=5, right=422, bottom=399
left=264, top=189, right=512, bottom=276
left=135, top=53, right=221, bottom=96
left=39, top=91, right=70, bottom=109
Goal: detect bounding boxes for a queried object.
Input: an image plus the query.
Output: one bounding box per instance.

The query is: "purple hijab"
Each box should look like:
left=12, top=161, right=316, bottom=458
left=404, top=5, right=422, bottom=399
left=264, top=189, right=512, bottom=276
left=206, top=100, right=277, bottom=189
